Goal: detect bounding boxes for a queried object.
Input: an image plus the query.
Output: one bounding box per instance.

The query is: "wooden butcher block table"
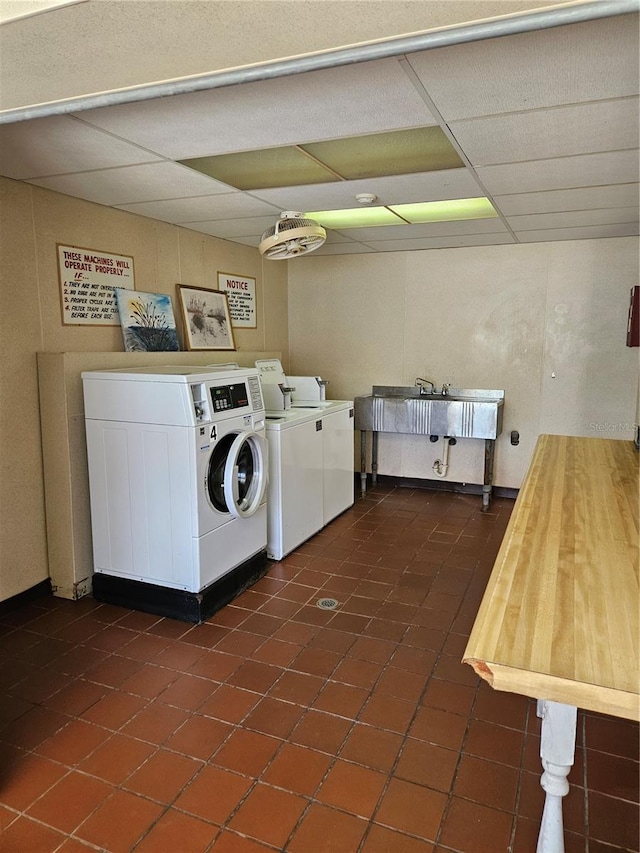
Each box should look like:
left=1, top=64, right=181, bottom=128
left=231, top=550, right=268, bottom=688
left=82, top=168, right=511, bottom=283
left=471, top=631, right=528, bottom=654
left=464, top=434, right=639, bottom=853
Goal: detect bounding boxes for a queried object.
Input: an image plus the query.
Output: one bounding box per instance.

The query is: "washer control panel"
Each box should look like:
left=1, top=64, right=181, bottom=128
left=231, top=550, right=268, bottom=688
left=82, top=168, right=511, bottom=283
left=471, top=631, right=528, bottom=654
left=211, top=382, right=249, bottom=413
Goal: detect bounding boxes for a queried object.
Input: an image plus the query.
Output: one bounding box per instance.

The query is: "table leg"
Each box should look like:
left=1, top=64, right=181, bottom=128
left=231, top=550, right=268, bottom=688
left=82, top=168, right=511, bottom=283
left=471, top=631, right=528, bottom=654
left=536, top=700, right=577, bottom=853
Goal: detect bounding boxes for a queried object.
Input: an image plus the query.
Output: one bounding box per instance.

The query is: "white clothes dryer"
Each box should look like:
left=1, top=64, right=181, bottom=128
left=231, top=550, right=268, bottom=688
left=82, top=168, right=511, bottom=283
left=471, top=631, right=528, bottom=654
left=82, top=365, right=268, bottom=622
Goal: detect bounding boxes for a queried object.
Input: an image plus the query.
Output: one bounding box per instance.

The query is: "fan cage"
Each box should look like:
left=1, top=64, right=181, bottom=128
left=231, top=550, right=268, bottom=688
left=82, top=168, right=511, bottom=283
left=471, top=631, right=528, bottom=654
left=260, top=216, right=320, bottom=240
left=258, top=214, right=326, bottom=259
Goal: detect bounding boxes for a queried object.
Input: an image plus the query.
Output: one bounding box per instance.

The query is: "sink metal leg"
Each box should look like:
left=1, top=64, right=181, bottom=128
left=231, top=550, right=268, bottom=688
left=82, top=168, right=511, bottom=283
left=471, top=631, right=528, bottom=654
left=359, top=430, right=368, bottom=497
left=482, top=438, right=496, bottom=512
left=371, top=431, right=379, bottom=487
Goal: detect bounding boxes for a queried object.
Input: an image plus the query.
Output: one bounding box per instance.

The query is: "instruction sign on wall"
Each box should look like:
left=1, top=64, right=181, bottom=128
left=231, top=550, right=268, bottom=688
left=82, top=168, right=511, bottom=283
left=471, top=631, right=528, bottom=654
left=58, top=244, right=135, bottom=325
left=217, top=271, right=256, bottom=328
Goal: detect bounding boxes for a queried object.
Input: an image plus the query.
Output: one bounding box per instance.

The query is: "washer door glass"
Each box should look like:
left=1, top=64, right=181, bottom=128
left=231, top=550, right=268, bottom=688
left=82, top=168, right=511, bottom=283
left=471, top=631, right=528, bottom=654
left=207, top=430, right=266, bottom=519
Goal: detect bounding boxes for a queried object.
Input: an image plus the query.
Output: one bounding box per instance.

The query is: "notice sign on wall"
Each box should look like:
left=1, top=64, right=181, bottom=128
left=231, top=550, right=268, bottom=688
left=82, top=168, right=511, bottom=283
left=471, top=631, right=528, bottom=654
left=217, top=271, right=256, bottom=328
left=58, top=243, right=135, bottom=325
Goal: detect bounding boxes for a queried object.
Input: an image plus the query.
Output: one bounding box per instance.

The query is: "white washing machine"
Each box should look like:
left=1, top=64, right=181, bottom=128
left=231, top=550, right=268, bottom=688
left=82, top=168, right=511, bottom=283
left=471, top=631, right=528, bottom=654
left=82, top=365, right=268, bottom=622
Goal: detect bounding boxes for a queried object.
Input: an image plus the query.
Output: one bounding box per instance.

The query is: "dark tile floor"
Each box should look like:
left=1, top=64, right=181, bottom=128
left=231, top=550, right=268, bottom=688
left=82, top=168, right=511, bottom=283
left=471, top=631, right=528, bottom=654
left=0, top=486, right=638, bottom=852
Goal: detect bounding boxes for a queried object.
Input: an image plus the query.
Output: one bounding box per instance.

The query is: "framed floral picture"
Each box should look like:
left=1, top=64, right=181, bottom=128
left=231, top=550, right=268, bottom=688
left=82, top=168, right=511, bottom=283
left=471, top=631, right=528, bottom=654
left=176, top=285, right=236, bottom=351
left=115, top=289, right=179, bottom=351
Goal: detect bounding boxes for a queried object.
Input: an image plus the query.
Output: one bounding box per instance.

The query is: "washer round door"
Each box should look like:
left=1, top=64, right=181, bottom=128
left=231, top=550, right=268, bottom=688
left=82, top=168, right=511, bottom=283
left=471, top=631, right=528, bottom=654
left=207, top=430, right=267, bottom=519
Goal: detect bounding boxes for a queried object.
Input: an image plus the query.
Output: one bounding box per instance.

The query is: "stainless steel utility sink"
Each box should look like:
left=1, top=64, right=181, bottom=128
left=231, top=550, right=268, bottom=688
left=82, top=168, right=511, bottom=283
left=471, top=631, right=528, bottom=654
left=356, top=386, right=504, bottom=439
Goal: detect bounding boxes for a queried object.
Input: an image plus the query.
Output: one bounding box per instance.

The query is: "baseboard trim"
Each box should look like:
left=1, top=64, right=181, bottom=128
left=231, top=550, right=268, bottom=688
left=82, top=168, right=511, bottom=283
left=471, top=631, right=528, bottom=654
left=362, top=474, right=518, bottom=501
left=0, top=578, right=53, bottom=614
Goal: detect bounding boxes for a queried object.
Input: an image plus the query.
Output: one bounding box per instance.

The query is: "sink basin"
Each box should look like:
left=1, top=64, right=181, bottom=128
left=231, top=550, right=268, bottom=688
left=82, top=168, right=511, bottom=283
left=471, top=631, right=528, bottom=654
left=356, top=386, right=504, bottom=439
left=372, top=385, right=502, bottom=403
left=372, top=385, right=424, bottom=399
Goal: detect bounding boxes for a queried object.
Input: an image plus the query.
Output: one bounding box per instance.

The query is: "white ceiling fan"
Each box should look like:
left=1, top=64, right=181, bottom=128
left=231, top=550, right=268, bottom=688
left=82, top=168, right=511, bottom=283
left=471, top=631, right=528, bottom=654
left=258, top=211, right=326, bottom=260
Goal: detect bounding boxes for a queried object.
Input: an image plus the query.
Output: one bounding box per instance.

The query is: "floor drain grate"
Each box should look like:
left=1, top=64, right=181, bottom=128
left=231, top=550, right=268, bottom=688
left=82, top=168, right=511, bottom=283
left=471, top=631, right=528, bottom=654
left=316, top=597, right=339, bottom=610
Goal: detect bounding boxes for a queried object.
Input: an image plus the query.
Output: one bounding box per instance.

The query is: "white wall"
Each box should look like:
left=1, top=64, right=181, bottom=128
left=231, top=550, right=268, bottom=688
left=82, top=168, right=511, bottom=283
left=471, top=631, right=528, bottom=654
left=288, top=237, right=639, bottom=489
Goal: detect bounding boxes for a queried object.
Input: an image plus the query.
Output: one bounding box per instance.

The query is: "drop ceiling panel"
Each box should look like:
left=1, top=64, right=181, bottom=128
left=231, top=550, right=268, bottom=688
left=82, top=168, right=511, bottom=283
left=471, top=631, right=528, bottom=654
left=180, top=127, right=464, bottom=189
left=302, top=127, right=463, bottom=179
left=116, top=193, right=281, bottom=224
left=515, top=223, right=640, bottom=242
left=407, top=14, right=640, bottom=120
left=0, top=115, right=163, bottom=180
left=320, top=231, right=360, bottom=245
left=311, top=241, right=376, bottom=255
left=28, top=161, right=234, bottom=206
left=196, top=227, right=371, bottom=253
left=361, top=232, right=516, bottom=251
left=76, top=59, right=438, bottom=160
left=249, top=169, right=484, bottom=211
left=477, top=150, right=640, bottom=196
left=180, top=146, right=340, bottom=190
left=221, top=235, right=260, bottom=248
left=190, top=215, right=282, bottom=239
left=449, top=98, right=640, bottom=167
left=506, top=207, right=639, bottom=232
left=494, top=184, right=640, bottom=216
left=336, top=218, right=509, bottom=241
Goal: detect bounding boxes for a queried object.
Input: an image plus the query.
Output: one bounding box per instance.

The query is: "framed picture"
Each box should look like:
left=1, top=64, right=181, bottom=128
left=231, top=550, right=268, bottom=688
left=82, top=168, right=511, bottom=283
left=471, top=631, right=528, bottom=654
left=115, top=289, right=179, bottom=351
left=177, top=285, right=236, bottom=351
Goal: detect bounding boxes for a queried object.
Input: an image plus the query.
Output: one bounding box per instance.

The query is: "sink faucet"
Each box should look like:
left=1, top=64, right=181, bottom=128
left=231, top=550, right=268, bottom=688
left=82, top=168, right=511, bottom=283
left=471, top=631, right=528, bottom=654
left=441, top=383, right=451, bottom=397
left=415, top=377, right=435, bottom=395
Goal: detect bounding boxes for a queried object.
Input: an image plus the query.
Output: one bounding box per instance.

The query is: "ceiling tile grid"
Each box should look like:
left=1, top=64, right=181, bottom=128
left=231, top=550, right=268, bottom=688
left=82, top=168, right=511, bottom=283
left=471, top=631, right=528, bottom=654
left=1, top=5, right=638, bottom=253
left=115, top=192, right=282, bottom=224
left=333, top=218, right=510, bottom=242
left=359, top=232, right=517, bottom=252
left=493, top=183, right=640, bottom=216
left=506, top=207, right=639, bottom=233
left=514, top=222, right=640, bottom=242
left=312, top=242, right=377, bottom=255
left=27, top=161, right=237, bottom=206
left=405, top=14, right=640, bottom=120
left=476, top=150, right=640, bottom=197
left=448, top=97, right=640, bottom=167
left=0, top=114, right=163, bottom=180
left=248, top=168, right=486, bottom=211
left=71, top=59, right=439, bottom=160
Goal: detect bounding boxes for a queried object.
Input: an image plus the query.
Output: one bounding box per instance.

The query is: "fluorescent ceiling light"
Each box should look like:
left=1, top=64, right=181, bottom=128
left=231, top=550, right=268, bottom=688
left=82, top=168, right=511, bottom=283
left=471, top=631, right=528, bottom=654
left=391, top=198, right=498, bottom=223
left=307, top=198, right=497, bottom=229
left=306, top=207, right=402, bottom=228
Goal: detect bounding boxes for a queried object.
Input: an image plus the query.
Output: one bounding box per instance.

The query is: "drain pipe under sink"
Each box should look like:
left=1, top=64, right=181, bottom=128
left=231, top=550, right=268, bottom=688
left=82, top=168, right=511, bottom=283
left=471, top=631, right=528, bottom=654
left=433, top=436, right=455, bottom=478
